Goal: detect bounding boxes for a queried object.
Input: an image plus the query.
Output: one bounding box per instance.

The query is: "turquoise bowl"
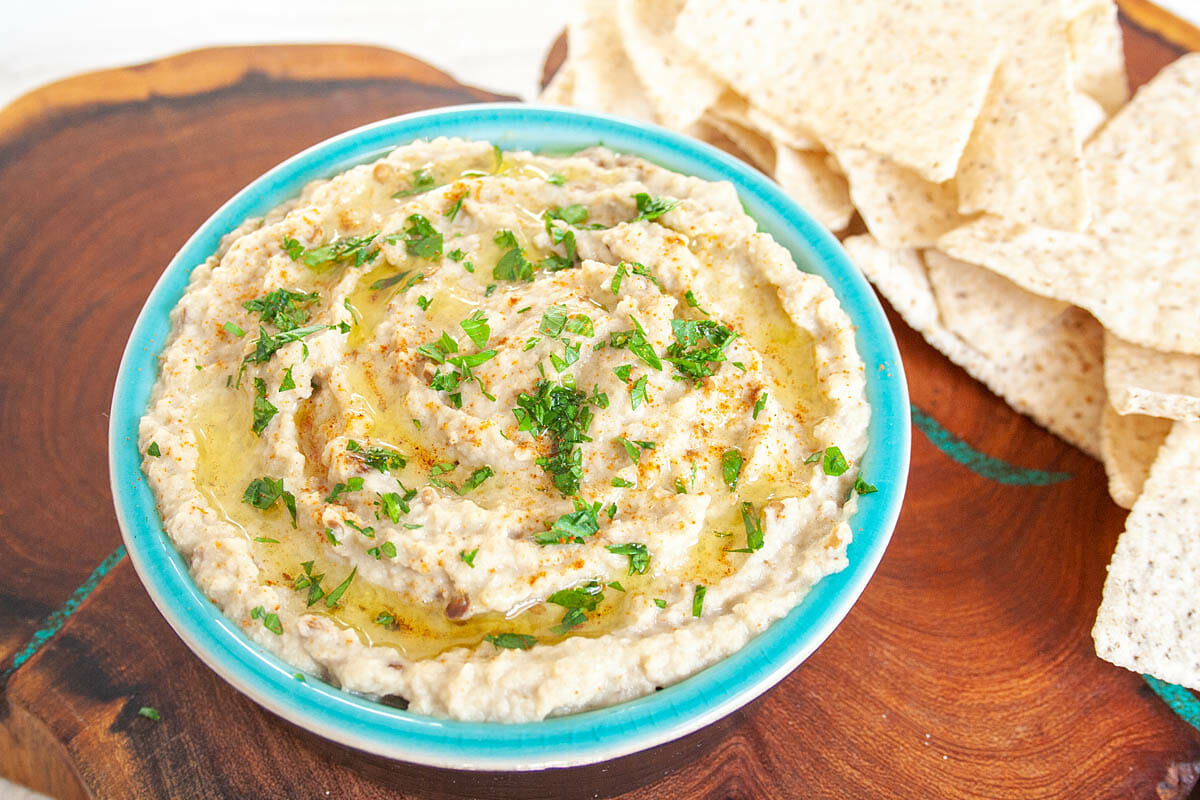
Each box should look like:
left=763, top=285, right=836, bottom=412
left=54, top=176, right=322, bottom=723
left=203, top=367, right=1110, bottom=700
left=109, top=103, right=910, bottom=770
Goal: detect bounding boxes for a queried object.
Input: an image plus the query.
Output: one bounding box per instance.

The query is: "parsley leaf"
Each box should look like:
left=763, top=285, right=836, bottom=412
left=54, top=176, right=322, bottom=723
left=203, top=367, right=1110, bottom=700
left=403, top=214, right=443, bottom=259
left=393, top=168, right=436, bottom=197
left=347, top=440, right=406, bottom=472
left=853, top=473, right=877, bottom=495
left=138, top=706, right=161, bottom=721
left=721, top=448, right=743, bottom=491
left=324, top=567, right=356, bottom=607
left=513, top=380, right=593, bottom=496
left=280, top=366, right=296, bottom=391
left=630, top=375, right=649, bottom=410
left=727, top=502, right=765, bottom=553
left=147, top=442, right=161, bottom=457
left=752, top=392, right=768, bottom=419
left=251, top=377, right=278, bottom=436
left=243, top=288, right=321, bottom=332
left=631, top=192, right=678, bottom=222
left=536, top=502, right=601, bottom=545
left=823, top=445, right=850, bottom=476
left=609, top=318, right=662, bottom=370
left=606, top=542, right=650, bottom=575
left=692, top=585, right=706, bottom=617
left=460, top=310, right=490, bottom=348
left=445, top=192, right=466, bottom=220
left=684, top=289, right=709, bottom=315
left=486, top=633, right=536, bottom=650
left=242, top=476, right=297, bottom=528
left=297, top=233, right=380, bottom=269
left=461, top=548, right=479, bottom=567
left=224, top=321, right=245, bottom=338
left=611, top=476, right=635, bottom=488
left=664, top=319, right=738, bottom=383
left=547, top=173, right=566, bottom=185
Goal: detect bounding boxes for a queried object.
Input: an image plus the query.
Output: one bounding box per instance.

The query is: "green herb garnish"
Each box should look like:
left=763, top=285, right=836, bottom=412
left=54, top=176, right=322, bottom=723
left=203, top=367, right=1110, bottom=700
left=692, top=585, right=706, bottom=617
left=606, top=542, right=650, bottom=575
left=721, top=448, right=743, bottom=491
left=393, top=168, right=436, bottom=198
left=631, top=192, right=678, bottom=222
left=461, top=548, right=479, bottom=567
left=251, top=377, right=278, bottom=436
left=242, top=476, right=297, bottom=527
left=486, top=633, right=536, bottom=650
left=147, top=442, right=161, bottom=457
left=403, top=214, right=443, bottom=259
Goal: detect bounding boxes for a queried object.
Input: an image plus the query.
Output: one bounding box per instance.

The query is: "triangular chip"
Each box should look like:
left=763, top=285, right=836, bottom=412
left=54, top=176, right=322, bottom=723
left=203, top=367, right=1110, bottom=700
left=1099, top=404, right=1172, bottom=508
left=954, top=1, right=1089, bottom=230
left=1067, top=0, right=1129, bottom=115
left=845, top=235, right=1103, bottom=457
left=772, top=146, right=854, bottom=233
left=939, top=54, right=1200, bottom=356
left=569, top=0, right=659, bottom=122
left=1105, top=333, right=1200, bottom=422
left=1093, top=421, right=1200, bottom=689
left=701, top=111, right=775, bottom=173
left=924, top=249, right=1069, bottom=366
left=835, top=148, right=965, bottom=249
left=615, top=0, right=724, bottom=131
left=674, top=0, right=1002, bottom=182
left=539, top=60, right=576, bottom=106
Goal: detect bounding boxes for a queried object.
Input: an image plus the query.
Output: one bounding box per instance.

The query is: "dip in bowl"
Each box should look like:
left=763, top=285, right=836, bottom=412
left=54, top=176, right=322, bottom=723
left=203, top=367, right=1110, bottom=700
left=110, top=104, right=909, bottom=769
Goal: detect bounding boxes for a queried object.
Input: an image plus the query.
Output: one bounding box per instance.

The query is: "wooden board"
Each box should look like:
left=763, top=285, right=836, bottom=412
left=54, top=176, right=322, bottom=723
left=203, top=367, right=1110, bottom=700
left=1, top=13, right=1199, bottom=799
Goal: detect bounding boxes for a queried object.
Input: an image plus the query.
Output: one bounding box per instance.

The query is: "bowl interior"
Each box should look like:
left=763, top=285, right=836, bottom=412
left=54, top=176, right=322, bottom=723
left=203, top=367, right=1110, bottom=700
left=109, top=103, right=910, bottom=770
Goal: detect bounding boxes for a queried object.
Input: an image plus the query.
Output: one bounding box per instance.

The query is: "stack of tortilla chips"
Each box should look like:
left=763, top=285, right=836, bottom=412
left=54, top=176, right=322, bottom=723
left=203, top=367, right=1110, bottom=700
left=541, top=0, right=1200, bottom=692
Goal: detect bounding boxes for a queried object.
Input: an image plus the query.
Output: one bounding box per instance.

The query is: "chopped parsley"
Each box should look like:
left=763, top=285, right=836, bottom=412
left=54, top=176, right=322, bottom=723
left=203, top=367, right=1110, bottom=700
left=147, top=442, right=161, bottom=457
left=243, top=288, right=320, bottom=332
left=674, top=477, right=687, bottom=494
left=608, top=581, right=625, bottom=592
left=458, top=465, right=494, bottom=494
left=293, top=233, right=381, bottom=269
left=727, top=502, right=765, bottom=553
left=324, top=476, right=364, bottom=503
left=692, top=585, right=706, bottom=617
left=403, top=214, right=443, bottom=259
left=280, top=366, right=296, bottom=391
left=684, top=289, right=709, bottom=315
left=242, top=323, right=331, bottom=372
left=615, top=437, right=655, bottom=463
left=721, top=448, right=743, bottom=491
left=375, top=611, right=396, bottom=627
left=460, top=548, right=479, bottom=567
left=254, top=536, right=278, bottom=544
left=548, top=581, right=604, bottom=634
left=326, top=568, right=354, bottom=606
left=823, top=446, right=850, bottom=476
left=631, top=192, right=678, bottom=222
left=653, top=598, right=667, bottom=609
left=416, top=295, right=432, bottom=311
left=293, top=560, right=326, bottom=606
left=629, top=374, right=649, bottom=410
left=250, top=605, right=283, bottom=635
left=606, top=542, right=650, bottom=575
left=853, top=474, right=877, bottom=495
left=752, top=392, right=768, bottom=419
left=448, top=248, right=465, bottom=262
left=486, top=633, right=536, bottom=650
left=535, top=502, right=601, bottom=545
left=281, top=235, right=305, bottom=260
left=492, top=229, right=533, bottom=282
left=664, top=319, right=738, bottom=383
left=610, top=263, right=627, bottom=294
left=345, top=519, right=375, bottom=538
left=549, top=204, right=589, bottom=225
left=460, top=309, right=490, bottom=348
left=614, top=364, right=633, bottom=382
left=377, top=486, right=417, bottom=521
left=242, top=477, right=297, bottom=528
left=223, top=321, right=245, bottom=338
left=547, top=173, right=566, bottom=185
left=540, top=305, right=569, bottom=337
left=138, top=706, right=161, bottom=721
left=609, top=318, right=662, bottom=370
left=367, top=542, right=397, bottom=560
left=347, top=440, right=406, bottom=472
left=513, top=379, right=594, bottom=496
left=368, top=271, right=410, bottom=292
left=392, top=168, right=437, bottom=197
left=611, top=476, right=635, bottom=488
left=445, top=192, right=466, bottom=220
left=251, top=377, right=278, bottom=436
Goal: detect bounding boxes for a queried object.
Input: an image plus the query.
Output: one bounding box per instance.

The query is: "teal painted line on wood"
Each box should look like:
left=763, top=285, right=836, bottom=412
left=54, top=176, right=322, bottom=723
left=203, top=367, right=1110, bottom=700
left=2, top=544, right=127, bottom=680
left=1144, top=675, right=1200, bottom=733
left=910, top=404, right=1073, bottom=486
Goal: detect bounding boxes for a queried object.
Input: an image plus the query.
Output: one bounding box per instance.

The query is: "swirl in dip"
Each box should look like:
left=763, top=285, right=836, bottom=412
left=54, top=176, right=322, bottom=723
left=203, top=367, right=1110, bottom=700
left=139, top=138, right=870, bottom=721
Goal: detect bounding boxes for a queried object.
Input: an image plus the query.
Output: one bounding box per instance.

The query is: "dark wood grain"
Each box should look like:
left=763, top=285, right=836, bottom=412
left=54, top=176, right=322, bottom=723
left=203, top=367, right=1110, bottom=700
left=1, top=16, right=1199, bottom=800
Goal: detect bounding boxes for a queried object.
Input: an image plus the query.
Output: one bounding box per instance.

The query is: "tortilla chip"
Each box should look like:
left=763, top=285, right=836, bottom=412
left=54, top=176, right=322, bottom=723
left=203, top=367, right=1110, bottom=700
left=701, top=112, right=776, bottom=173
left=1093, top=421, right=1200, bottom=689
left=674, top=0, right=1002, bottom=182
left=939, top=54, right=1200, bottom=356
left=954, top=1, right=1089, bottom=231
left=772, top=146, right=854, bottom=233
left=686, top=120, right=758, bottom=166
left=569, top=0, right=659, bottom=122
left=924, top=249, right=1069, bottom=366
left=1071, top=91, right=1107, bottom=143
left=1105, top=333, right=1200, bottom=422
left=835, top=148, right=965, bottom=249
left=845, top=235, right=1104, bottom=457
left=539, top=61, right=576, bottom=106
left=708, top=91, right=820, bottom=152
left=1068, top=0, right=1129, bottom=115
left=614, top=0, right=724, bottom=131
left=1099, top=405, right=1172, bottom=508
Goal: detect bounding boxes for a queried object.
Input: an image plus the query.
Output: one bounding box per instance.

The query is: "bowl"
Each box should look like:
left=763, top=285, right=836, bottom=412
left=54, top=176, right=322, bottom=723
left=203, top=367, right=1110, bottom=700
left=109, top=103, right=910, bottom=771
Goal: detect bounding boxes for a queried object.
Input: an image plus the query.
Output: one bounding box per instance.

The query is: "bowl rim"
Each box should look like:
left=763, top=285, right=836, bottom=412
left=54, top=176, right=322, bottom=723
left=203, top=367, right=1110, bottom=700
left=109, top=102, right=910, bottom=771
